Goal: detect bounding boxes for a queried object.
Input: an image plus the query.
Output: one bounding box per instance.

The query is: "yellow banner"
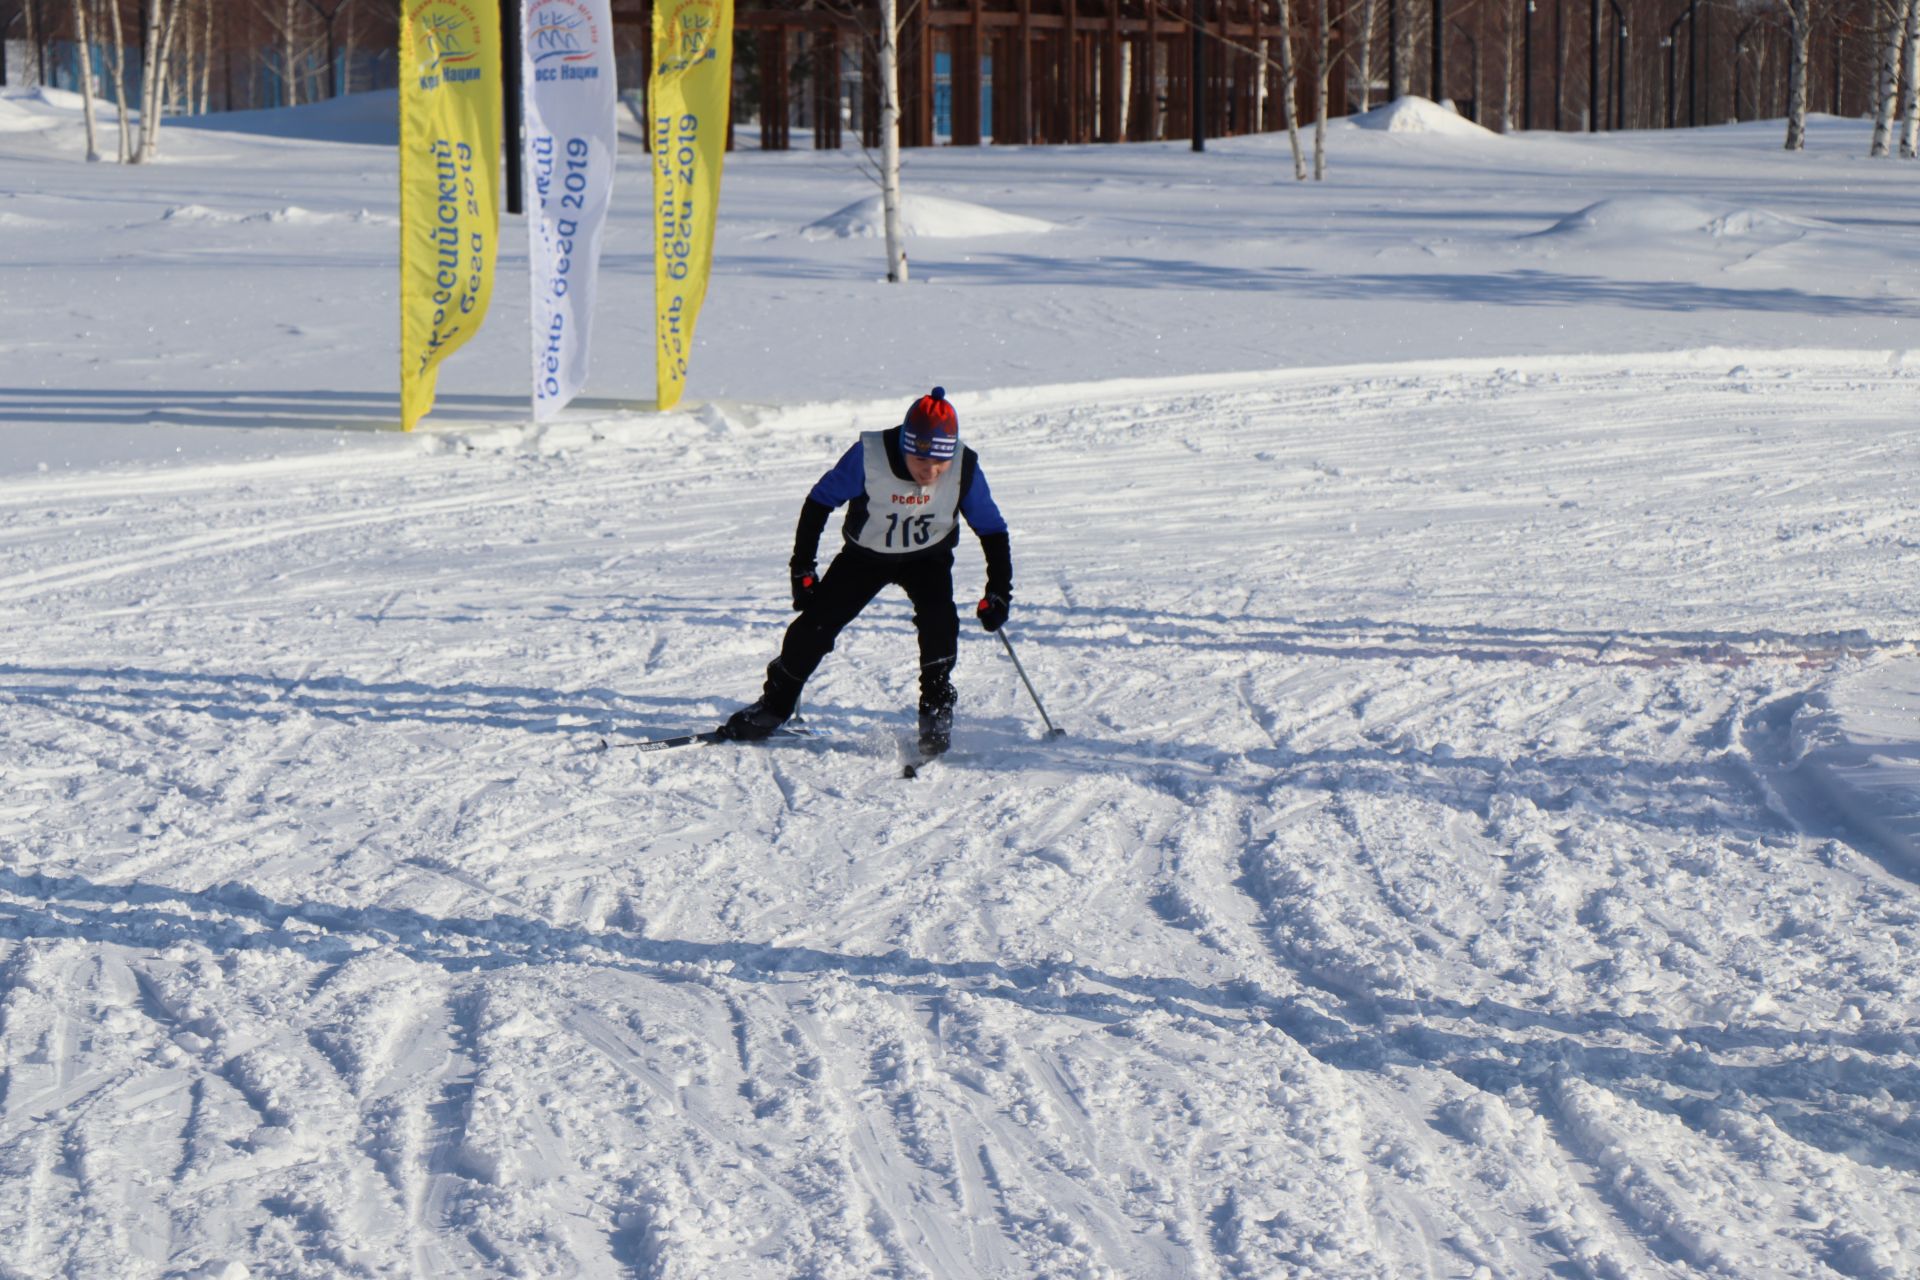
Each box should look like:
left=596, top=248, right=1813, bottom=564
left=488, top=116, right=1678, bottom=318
left=650, top=0, right=734, bottom=411
left=399, top=0, right=502, bottom=431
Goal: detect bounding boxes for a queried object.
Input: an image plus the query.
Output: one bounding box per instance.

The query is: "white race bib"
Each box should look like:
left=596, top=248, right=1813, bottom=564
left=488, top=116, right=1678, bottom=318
left=846, top=431, right=963, bottom=555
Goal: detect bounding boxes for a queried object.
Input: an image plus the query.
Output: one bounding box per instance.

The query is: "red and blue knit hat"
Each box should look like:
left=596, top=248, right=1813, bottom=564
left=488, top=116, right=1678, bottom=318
left=901, top=387, right=959, bottom=460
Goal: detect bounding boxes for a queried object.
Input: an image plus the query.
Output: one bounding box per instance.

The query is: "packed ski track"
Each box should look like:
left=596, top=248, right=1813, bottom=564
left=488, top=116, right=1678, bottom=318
left=3, top=352, right=1920, bottom=1277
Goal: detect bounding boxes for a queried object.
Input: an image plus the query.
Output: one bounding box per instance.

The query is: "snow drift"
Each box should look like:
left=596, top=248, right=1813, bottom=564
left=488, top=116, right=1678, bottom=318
left=803, top=192, right=1056, bottom=240
left=1348, top=94, right=1497, bottom=138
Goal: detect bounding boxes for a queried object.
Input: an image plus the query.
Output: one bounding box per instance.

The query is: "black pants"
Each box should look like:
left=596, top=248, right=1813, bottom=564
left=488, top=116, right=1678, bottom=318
left=776, top=548, right=958, bottom=710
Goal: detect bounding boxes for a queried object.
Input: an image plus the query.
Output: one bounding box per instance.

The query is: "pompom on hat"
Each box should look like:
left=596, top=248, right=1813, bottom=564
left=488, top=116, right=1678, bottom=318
left=901, top=387, right=959, bottom=460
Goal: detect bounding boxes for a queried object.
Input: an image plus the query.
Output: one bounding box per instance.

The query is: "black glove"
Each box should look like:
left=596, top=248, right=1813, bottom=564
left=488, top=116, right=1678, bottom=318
left=790, top=563, right=818, bottom=612
left=976, top=591, right=1009, bottom=633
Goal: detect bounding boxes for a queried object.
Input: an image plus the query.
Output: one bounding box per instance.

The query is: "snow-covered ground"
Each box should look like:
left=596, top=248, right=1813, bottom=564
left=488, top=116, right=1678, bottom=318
left=4, top=87, right=1920, bottom=1278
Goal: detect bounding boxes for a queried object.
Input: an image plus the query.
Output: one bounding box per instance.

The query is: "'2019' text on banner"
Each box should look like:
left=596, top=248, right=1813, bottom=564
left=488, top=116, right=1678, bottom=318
left=523, top=0, right=617, bottom=422
left=399, top=0, right=502, bottom=432
left=650, top=0, right=734, bottom=412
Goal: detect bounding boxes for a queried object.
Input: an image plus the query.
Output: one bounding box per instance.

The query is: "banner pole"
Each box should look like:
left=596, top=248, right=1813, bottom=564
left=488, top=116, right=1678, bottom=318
left=501, top=0, right=524, bottom=214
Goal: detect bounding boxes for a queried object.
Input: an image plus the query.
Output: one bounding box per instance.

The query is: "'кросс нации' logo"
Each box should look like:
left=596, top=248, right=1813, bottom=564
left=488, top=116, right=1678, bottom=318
left=411, top=0, right=486, bottom=91
left=528, top=0, right=604, bottom=80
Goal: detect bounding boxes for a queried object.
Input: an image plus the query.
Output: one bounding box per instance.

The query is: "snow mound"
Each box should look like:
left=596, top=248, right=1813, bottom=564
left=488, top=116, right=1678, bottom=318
left=0, top=86, right=123, bottom=128
left=173, top=88, right=398, bottom=146
left=803, top=192, right=1055, bottom=240
left=255, top=206, right=398, bottom=227
left=21, top=85, right=90, bottom=111
left=1531, top=196, right=1834, bottom=242
left=1349, top=95, right=1495, bottom=138
left=1704, top=208, right=1829, bottom=237
left=1795, top=657, right=1920, bottom=871
left=161, top=204, right=246, bottom=223
left=0, top=96, right=59, bottom=133
left=161, top=204, right=396, bottom=227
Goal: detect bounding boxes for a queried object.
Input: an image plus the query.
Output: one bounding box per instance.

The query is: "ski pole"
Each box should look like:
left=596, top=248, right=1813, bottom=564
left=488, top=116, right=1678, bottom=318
left=998, top=629, right=1066, bottom=738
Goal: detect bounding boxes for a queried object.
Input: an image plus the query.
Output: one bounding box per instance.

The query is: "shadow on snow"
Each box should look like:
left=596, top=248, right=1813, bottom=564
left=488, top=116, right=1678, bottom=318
left=4, top=865, right=1918, bottom=1177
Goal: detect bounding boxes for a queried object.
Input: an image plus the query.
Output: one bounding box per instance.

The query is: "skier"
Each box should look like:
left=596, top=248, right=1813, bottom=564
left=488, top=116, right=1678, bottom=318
left=719, top=387, right=1013, bottom=757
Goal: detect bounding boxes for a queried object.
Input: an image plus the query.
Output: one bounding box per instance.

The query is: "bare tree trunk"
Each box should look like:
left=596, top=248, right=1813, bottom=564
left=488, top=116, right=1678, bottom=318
left=199, top=0, right=213, bottom=112
left=1353, top=0, right=1377, bottom=111
left=1873, top=0, right=1904, bottom=148
left=315, top=0, right=351, bottom=97
left=1274, top=0, right=1307, bottom=176
left=131, top=0, right=162, bottom=159
left=23, top=0, right=40, bottom=86
left=1503, top=0, right=1518, bottom=129
left=878, top=0, right=907, bottom=282
left=132, top=0, right=182, bottom=162
left=1784, top=0, right=1810, bottom=149
left=174, top=0, right=191, bottom=113
left=1255, top=38, right=1266, bottom=125
left=1903, top=0, right=1920, bottom=154
left=103, top=0, right=132, bottom=160
left=341, top=0, right=357, bottom=96
left=73, top=0, right=101, bottom=159
left=282, top=0, right=299, bottom=105
left=1312, top=0, right=1330, bottom=177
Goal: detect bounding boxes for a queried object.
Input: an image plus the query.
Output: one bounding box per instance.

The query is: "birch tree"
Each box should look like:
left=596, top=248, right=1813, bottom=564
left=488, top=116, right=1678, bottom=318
left=1350, top=0, right=1378, bottom=112
left=1312, top=0, right=1331, bottom=177
left=1153, top=0, right=1305, bottom=177
left=22, top=0, right=39, bottom=86
left=1273, top=0, right=1308, bottom=177
left=878, top=0, right=907, bottom=281
left=250, top=0, right=326, bottom=107
left=101, top=0, right=132, bottom=160
left=1903, top=0, right=1920, bottom=154
left=69, top=0, right=102, bottom=160
left=302, top=0, right=360, bottom=99
left=174, top=0, right=210, bottom=115
left=1783, top=0, right=1811, bottom=148
left=1503, top=0, right=1519, bottom=130
left=814, top=0, right=912, bottom=280
left=197, top=0, right=213, bottom=112
left=131, top=0, right=185, bottom=162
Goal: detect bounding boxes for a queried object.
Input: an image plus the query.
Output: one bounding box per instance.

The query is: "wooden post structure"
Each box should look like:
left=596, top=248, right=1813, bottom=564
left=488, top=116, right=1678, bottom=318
left=954, top=0, right=982, bottom=143
left=862, top=34, right=880, bottom=147
left=815, top=28, right=842, bottom=148
left=1104, top=0, right=1122, bottom=138
left=1016, top=0, right=1033, bottom=142
left=712, top=0, right=1358, bottom=153
left=1191, top=0, right=1205, bottom=147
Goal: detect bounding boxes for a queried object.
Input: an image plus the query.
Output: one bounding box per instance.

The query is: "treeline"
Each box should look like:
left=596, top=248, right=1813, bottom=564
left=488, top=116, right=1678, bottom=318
left=4, top=0, right=1920, bottom=158
left=0, top=0, right=402, bottom=113
left=1341, top=0, right=1919, bottom=151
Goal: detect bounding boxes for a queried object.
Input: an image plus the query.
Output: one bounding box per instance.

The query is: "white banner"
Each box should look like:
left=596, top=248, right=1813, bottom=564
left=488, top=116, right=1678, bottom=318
left=523, top=0, right=617, bottom=421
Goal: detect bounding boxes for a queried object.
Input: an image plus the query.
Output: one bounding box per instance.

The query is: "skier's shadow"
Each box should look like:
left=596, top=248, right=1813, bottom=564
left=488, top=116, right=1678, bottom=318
left=6, top=866, right=1918, bottom=1173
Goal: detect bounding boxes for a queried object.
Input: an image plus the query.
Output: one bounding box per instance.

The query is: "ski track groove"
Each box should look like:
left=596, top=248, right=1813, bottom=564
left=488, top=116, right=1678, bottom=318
left=4, top=360, right=1920, bottom=1275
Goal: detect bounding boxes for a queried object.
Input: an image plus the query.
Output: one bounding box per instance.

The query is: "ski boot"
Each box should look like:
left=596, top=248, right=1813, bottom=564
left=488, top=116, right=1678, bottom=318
left=917, top=673, right=956, bottom=757
left=720, top=660, right=803, bottom=741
